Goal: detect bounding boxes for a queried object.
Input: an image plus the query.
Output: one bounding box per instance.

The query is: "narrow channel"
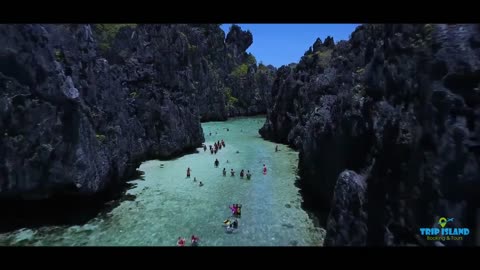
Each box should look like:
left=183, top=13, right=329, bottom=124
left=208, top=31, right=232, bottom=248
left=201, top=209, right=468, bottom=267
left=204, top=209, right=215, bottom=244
left=0, top=117, right=325, bottom=246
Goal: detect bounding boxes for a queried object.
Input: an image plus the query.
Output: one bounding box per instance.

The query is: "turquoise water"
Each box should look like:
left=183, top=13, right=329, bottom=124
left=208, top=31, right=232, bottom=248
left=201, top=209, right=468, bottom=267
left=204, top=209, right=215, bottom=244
left=0, top=117, right=325, bottom=246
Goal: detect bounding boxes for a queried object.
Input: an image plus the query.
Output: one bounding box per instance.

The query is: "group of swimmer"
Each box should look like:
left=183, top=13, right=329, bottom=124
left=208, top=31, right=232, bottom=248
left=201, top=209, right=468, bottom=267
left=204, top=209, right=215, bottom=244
left=203, top=140, right=225, bottom=155
left=223, top=204, right=241, bottom=233
left=176, top=130, right=279, bottom=245
left=186, top=168, right=203, bottom=187
left=177, top=235, right=200, bottom=247
left=222, top=167, right=253, bottom=179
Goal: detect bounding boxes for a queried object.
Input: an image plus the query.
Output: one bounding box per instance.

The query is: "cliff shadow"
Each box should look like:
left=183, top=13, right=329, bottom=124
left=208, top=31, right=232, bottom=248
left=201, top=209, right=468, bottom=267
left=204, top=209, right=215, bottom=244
left=0, top=171, right=144, bottom=234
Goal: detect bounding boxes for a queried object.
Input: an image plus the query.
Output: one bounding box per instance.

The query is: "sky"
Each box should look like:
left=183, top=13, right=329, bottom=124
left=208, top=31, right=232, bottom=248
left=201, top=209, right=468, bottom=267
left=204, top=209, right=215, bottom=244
left=220, top=24, right=360, bottom=68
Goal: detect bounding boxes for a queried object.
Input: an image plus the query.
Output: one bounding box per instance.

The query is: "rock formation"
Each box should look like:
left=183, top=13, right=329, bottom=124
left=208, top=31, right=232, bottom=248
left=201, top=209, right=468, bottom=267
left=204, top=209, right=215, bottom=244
left=261, top=24, right=480, bottom=246
left=0, top=24, right=274, bottom=201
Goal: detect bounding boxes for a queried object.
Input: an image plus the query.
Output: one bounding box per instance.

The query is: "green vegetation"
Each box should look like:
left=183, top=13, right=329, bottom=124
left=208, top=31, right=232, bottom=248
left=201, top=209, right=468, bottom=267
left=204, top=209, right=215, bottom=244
left=356, top=67, right=365, bottom=74
left=314, top=49, right=332, bottom=67
left=423, top=24, right=433, bottom=41
left=96, top=134, right=106, bottom=142
left=231, top=64, right=249, bottom=78
left=245, top=53, right=257, bottom=66
left=54, top=49, right=64, bottom=62
left=224, top=87, right=238, bottom=106
left=130, top=91, right=138, bottom=98
left=258, top=63, right=268, bottom=72
left=94, top=24, right=137, bottom=53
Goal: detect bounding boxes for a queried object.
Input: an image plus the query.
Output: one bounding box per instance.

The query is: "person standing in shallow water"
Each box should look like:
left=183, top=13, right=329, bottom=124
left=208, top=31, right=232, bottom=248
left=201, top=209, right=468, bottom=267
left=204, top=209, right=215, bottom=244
left=191, top=235, right=199, bottom=246
left=223, top=168, right=226, bottom=176
left=275, top=145, right=278, bottom=152
left=240, top=169, right=244, bottom=178
left=231, top=169, right=235, bottom=177
left=214, top=159, right=219, bottom=168
left=263, top=164, right=267, bottom=175
left=187, top=167, right=191, bottom=178
left=177, top=237, right=185, bottom=246
left=246, top=170, right=251, bottom=180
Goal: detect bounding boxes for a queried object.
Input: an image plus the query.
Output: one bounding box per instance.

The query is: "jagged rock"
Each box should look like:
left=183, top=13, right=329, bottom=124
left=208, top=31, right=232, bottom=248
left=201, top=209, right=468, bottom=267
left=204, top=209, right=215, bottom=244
left=0, top=24, right=273, bottom=201
left=261, top=24, right=480, bottom=246
left=324, top=170, right=367, bottom=246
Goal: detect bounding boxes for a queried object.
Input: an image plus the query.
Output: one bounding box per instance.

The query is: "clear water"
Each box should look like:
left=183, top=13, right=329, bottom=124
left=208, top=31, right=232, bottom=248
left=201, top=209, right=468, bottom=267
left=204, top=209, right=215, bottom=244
left=0, top=116, right=325, bottom=246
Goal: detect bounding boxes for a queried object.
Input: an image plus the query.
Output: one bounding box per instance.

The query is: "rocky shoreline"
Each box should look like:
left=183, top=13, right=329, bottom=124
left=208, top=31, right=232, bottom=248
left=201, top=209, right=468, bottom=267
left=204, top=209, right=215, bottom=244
left=261, top=24, right=480, bottom=246
left=0, top=24, right=276, bottom=232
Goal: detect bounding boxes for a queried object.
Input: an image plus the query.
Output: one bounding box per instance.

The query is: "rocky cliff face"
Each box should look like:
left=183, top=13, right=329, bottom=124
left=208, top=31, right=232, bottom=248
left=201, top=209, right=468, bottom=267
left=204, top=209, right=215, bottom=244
left=224, top=25, right=276, bottom=117
left=0, top=24, right=273, bottom=203
left=0, top=24, right=205, bottom=200
left=261, top=24, right=480, bottom=246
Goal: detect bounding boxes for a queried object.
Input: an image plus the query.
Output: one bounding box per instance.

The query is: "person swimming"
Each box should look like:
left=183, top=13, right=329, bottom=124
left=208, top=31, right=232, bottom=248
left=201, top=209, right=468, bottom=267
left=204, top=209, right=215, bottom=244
left=240, top=169, right=244, bottom=178
left=246, top=170, right=251, bottom=180
left=214, top=159, right=219, bottom=168
left=232, top=219, right=238, bottom=229
left=225, top=223, right=234, bottom=233
left=187, top=167, right=191, bottom=178
left=177, top=237, right=185, bottom=247
left=230, top=169, right=235, bottom=177
left=223, top=168, right=226, bottom=176
left=191, top=235, right=199, bottom=246
left=223, top=218, right=231, bottom=226
left=229, top=205, right=235, bottom=215
left=199, top=181, right=204, bottom=187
